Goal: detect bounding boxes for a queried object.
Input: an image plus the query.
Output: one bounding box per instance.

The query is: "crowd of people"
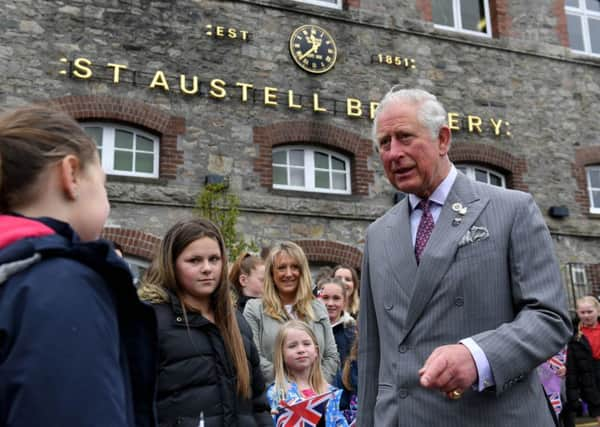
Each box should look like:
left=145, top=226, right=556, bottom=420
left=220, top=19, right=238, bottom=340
left=0, top=92, right=597, bottom=427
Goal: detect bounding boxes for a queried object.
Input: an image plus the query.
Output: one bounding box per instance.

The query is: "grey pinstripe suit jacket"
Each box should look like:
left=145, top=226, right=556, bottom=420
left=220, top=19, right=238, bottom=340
left=357, top=172, right=571, bottom=427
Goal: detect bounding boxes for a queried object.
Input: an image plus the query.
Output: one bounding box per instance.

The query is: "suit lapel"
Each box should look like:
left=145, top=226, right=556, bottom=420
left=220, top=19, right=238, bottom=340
left=401, top=174, right=490, bottom=341
left=384, top=199, right=417, bottom=300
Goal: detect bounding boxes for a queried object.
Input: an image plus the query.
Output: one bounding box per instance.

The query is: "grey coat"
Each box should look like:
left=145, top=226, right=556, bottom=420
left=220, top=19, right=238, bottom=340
left=357, top=172, right=572, bottom=427
left=243, top=298, right=339, bottom=384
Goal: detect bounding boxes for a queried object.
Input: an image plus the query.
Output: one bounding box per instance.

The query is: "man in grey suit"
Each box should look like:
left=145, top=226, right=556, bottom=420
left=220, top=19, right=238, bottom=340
left=357, top=87, right=571, bottom=426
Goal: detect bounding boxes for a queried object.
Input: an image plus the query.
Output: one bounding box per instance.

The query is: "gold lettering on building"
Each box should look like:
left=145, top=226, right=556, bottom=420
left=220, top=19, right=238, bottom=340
left=150, top=71, right=170, bottom=91
left=209, top=79, right=226, bottom=98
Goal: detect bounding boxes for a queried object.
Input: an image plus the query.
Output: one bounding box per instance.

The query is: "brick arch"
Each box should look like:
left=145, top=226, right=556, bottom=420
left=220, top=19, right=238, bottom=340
left=253, top=121, right=374, bottom=196
left=449, top=142, right=528, bottom=191
left=101, top=227, right=161, bottom=261
left=573, top=146, right=600, bottom=214
left=294, top=240, right=363, bottom=272
left=47, top=95, right=185, bottom=179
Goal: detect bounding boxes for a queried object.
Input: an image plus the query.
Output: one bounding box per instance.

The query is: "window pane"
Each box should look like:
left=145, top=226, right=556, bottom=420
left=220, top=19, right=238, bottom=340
left=589, top=169, right=600, bottom=187
left=589, top=18, right=600, bottom=53
left=475, top=169, right=487, bottom=183
left=273, top=151, right=286, bottom=165
left=136, top=135, right=154, bottom=152
left=432, top=0, right=454, bottom=27
left=566, top=0, right=579, bottom=6
left=273, top=166, right=287, bottom=184
left=114, top=151, right=133, bottom=171
left=592, top=190, right=600, bottom=207
left=115, top=129, right=134, bottom=149
left=567, top=14, right=585, bottom=50
left=461, top=0, right=487, bottom=33
left=135, top=153, right=154, bottom=173
left=84, top=127, right=103, bottom=148
left=332, top=172, right=346, bottom=190
left=587, top=0, right=600, bottom=12
left=315, top=152, right=329, bottom=169
left=315, top=170, right=330, bottom=188
left=289, top=149, right=304, bottom=166
left=331, top=156, right=345, bottom=171
left=489, top=174, right=502, bottom=187
left=290, top=168, right=304, bottom=186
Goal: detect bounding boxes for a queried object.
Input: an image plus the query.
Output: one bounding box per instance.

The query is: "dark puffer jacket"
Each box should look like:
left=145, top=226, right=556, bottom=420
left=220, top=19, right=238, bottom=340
left=566, top=325, right=600, bottom=408
left=139, top=286, right=271, bottom=427
left=0, top=215, right=157, bottom=427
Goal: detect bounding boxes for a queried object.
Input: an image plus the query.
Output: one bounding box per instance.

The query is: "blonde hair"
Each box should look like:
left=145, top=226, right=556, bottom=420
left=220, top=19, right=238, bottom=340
left=576, top=295, right=600, bottom=312
left=333, top=265, right=360, bottom=317
left=317, top=277, right=348, bottom=301
left=0, top=105, right=96, bottom=212
left=139, top=218, right=251, bottom=398
left=272, top=320, right=328, bottom=402
left=263, top=241, right=315, bottom=322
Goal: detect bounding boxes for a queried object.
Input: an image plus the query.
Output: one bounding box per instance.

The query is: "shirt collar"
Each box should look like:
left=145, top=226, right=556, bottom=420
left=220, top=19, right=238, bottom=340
left=408, top=164, right=457, bottom=210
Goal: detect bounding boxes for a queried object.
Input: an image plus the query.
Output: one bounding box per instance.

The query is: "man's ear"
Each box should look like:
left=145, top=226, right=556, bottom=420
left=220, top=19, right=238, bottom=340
left=59, top=154, right=81, bottom=201
left=437, top=126, right=451, bottom=156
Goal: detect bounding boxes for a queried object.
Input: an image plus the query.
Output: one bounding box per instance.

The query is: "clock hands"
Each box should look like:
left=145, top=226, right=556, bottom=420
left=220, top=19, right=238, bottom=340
left=298, top=34, right=322, bottom=60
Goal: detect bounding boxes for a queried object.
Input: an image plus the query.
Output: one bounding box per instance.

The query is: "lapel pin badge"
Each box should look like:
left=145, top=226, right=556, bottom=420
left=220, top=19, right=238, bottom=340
left=451, top=202, right=467, bottom=226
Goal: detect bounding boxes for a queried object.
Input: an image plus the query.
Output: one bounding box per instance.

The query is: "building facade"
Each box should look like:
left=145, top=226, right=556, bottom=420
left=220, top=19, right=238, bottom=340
left=2, top=0, right=599, bottom=308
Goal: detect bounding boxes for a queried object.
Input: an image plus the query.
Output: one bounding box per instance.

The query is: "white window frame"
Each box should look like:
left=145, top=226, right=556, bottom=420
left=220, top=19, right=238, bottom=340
left=565, top=0, right=600, bottom=57
left=432, top=0, right=492, bottom=38
left=587, top=165, right=600, bottom=213
left=571, top=263, right=588, bottom=287
left=82, top=122, right=159, bottom=178
left=293, top=0, right=342, bottom=9
left=456, top=164, right=506, bottom=187
left=272, top=146, right=351, bottom=195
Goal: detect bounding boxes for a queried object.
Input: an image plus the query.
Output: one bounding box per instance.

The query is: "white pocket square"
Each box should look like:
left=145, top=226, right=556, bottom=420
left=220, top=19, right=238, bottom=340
left=458, top=226, right=490, bottom=248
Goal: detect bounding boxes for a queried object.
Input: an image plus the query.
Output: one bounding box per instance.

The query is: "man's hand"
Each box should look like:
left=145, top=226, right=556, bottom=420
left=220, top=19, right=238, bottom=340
left=418, top=344, right=478, bottom=395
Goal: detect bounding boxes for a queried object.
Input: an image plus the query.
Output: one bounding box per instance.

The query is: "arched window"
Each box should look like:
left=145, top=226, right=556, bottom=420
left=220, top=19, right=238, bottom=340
left=456, top=164, right=506, bottom=188
left=587, top=165, right=600, bottom=213
left=272, top=146, right=351, bottom=194
left=82, top=122, right=159, bottom=178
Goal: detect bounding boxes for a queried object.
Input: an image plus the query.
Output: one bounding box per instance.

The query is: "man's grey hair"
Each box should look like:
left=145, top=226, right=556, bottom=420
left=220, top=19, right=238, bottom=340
left=371, top=87, right=447, bottom=142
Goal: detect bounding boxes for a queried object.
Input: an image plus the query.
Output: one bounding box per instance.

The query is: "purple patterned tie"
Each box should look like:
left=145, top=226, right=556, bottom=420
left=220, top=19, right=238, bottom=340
left=415, top=199, right=434, bottom=264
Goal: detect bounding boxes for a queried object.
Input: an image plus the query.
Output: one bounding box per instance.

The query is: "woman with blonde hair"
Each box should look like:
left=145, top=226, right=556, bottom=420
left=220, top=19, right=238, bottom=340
left=138, top=218, right=271, bottom=427
left=267, top=321, right=347, bottom=427
left=244, top=241, right=339, bottom=383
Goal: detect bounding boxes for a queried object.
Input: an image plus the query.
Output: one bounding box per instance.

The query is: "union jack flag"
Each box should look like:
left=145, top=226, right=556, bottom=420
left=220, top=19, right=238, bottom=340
left=275, top=390, right=334, bottom=427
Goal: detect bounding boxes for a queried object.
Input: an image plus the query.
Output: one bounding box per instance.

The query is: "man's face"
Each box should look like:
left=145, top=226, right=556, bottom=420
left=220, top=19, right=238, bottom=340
left=375, top=100, right=450, bottom=198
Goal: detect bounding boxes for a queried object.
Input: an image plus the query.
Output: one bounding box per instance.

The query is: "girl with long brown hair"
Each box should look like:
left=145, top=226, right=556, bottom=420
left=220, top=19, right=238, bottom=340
left=138, top=218, right=271, bottom=427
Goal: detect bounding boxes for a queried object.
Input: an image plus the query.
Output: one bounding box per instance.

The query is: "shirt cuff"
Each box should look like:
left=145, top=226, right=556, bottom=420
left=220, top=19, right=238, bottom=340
left=460, top=338, right=495, bottom=391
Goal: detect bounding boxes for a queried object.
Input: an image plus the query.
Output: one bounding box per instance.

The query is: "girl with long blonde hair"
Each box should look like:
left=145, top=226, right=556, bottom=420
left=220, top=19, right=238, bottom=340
left=267, top=321, right=348, bottom=427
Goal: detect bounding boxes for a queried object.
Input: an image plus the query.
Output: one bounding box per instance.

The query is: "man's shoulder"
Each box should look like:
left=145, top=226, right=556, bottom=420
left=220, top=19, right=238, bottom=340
left=368, top=200, right=406, bottom=233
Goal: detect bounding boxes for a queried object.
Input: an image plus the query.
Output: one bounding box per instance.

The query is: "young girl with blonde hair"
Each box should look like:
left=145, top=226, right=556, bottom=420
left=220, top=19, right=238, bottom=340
left=267, top=321, right=348, bottom=427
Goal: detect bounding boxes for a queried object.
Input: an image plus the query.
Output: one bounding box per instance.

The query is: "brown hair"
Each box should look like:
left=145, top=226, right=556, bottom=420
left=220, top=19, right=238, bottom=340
left=0, top=105, right=97, bottom=212
left=342, top=332, right=358, bottom=391
left=333, top=265, right=360, bottom=317
left=228, top=251, right=264, bottom=297
left=317, top=276, right=348, bottom=300
left=262, top=241, right=315, bottom=322
left=140, top=218, right=251, bottom=398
